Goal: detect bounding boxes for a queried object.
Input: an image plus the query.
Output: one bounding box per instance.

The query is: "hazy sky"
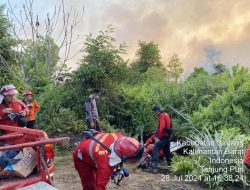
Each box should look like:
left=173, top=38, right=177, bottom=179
left=2, top=0, right=250, bottom=75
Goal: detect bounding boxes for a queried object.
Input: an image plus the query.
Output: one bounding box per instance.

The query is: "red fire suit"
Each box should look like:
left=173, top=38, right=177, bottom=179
left=0, top=100, right=28, bottom=127
left=73, top=132, right=122, bottom=190
left=244, top=145, right=250, bottom=169
left=145, top=135, right=164, bottom=158
left=157, top=112, right=171, bottom=139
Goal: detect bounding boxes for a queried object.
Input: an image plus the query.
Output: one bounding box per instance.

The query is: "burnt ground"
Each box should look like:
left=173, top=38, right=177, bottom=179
left=53, top=155, right=209, bottom=190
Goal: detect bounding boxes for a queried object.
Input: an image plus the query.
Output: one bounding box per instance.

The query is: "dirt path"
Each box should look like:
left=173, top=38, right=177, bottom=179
left=53, top=156, right=207, bottom=190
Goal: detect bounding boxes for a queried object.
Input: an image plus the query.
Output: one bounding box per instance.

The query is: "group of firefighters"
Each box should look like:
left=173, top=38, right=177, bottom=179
left=0, top=84, right=40, bottom=129
left=0, top=84, right=250, bottom=190
left=72, top=87, right=173, bottom=189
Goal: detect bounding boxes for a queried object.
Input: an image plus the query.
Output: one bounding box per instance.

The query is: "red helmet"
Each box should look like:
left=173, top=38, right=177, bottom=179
left=24, top=91, right=33, bottom=96
left=114, top=137, right=144, bottom=164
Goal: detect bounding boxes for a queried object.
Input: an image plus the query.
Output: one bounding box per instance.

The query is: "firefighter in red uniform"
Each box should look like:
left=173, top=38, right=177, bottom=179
left=244, top=145, right=250, bottom=170
left=73, top=130, right=143, bottom=190
left=146, top=105, right=172, bottom=174
left=0, top=85, right=28, bottom=128
left=145, top=134, right=164, bottom=158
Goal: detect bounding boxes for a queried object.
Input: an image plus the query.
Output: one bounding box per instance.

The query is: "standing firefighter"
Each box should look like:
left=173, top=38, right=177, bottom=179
left=73, top=130, right=144, bottom=190
left=146, top=105, right=172, bottom=174
left=0, top=85, right=28, bottom=128
left=23, top=91, right=40, bottom=129
left=85, top=88, right=101, bottom=131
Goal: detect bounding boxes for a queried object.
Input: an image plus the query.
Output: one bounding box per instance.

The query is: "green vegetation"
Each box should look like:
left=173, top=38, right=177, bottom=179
left=0, top=5, right=18, bottom=86
left=191, top=128, right=247, bottom=189
left=171, top=128, right=249, bottom=189
left=171, top=154, right=194, bottom=175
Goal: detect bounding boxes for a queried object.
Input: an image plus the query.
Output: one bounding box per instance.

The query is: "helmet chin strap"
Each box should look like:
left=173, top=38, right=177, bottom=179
left=109, top=143, right=122, bottom=167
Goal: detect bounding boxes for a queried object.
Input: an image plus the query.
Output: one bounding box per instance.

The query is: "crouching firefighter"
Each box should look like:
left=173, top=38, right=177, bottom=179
left=73, top=129, right=144, bottom=190
left=244, top=145, right=250, bottom=170
left=145, top=132, right=165, bottom=159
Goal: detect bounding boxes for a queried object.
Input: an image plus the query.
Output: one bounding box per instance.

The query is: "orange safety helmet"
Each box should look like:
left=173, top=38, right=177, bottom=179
left=114, top=137, right=144, bottom=164
left=24, top=91, right=33, bottom=96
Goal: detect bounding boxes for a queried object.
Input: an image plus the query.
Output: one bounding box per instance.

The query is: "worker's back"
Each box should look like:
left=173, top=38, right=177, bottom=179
left=73, top=132, right=123, bottom=190
left=73, top=132, right=122, bottom=168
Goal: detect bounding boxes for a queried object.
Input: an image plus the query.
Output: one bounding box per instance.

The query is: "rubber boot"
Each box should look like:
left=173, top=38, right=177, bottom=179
left=166, top=158, right=172, bottom=166
left=167, top=160, right=172, bottom=166
left=144, top=162, right=157, bottom=174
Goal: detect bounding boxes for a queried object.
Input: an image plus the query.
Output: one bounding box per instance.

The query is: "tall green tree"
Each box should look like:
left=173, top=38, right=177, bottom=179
left=132, top=41, right=163, bottom=73
left=20, top=38, right=59, bottom=93
left=187, top=67, right=208, bottom=80
left=0, top=5, right=18, bottom=86
left=64, top=26, right=129, bottom=118
left=214, top=63, right=226, bottom=75
left=167, top=54, right=184, bottom=81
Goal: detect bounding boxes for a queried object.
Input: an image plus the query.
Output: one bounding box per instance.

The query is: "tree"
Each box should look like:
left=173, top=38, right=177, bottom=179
left=203, top=46, right=226, bottom=75
left=0, top=5, right=19, bottom=86
left=77, top=25, right=128, bottom=88
left=64, top=26, right=129, bottom=118
left=132, top=41, right=163, bottom=73
left=19, top=38, right=60, bottom=93
left=214, top=63, right=226, bottom=75
left=187, top=67, right=208, bottom=80
left=167, top=54, right=184, bottom=81
left=5, top=0, right=83, bottom=86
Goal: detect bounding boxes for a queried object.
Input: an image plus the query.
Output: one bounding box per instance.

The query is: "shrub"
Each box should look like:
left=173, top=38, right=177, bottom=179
left=38, top=108, right=83, bottom=135
left=171, top=154, right=194, bottom=175
left=187, top=128, right=248, bottom=189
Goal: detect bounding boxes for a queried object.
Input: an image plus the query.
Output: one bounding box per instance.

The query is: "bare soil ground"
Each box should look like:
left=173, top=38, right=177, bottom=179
left=53, top=156, right=208, bottom=190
